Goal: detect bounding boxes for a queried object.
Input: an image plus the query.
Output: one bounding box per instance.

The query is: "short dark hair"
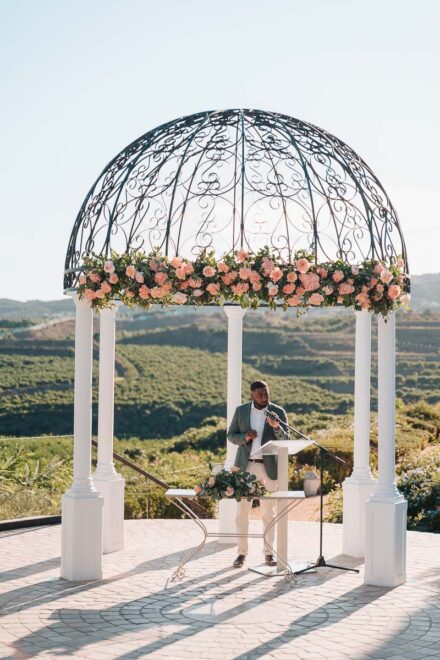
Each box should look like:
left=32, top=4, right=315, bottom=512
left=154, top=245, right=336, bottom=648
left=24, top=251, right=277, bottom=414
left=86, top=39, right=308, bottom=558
left=250, top=380, right=269, bottom=391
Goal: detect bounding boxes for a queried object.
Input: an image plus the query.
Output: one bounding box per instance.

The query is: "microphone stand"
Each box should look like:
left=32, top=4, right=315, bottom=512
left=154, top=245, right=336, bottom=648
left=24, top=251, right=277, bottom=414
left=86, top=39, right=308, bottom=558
left=266, top=409, right=359, bottom=576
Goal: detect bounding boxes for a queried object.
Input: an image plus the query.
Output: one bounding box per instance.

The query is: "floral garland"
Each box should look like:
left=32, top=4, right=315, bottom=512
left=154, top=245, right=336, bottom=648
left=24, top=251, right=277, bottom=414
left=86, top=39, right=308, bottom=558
left=77, top=247, right=410, bottom=316
left=194, top=466, right=268, bottom=501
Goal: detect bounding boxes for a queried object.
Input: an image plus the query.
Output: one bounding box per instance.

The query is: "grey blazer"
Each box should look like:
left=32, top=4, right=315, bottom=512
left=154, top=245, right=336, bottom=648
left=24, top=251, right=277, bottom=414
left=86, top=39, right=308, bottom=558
left=227, top=401, right=290, bottom=481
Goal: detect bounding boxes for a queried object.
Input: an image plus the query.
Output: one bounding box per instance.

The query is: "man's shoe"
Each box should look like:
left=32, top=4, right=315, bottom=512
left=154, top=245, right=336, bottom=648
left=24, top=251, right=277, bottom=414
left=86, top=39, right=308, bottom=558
left=233, top=554, right=246, bottom=568
left=265, top=555, right=277, bottom=566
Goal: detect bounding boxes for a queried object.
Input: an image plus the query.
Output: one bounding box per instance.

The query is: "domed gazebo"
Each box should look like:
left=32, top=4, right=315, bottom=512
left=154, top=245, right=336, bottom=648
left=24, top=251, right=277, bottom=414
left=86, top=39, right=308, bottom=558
left=62, top=109, right=409, bottom=587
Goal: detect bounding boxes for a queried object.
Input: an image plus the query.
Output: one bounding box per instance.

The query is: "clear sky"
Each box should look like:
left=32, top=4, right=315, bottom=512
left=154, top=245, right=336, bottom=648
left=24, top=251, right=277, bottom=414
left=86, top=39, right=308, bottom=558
left=1, top=0, right=439, bottom=301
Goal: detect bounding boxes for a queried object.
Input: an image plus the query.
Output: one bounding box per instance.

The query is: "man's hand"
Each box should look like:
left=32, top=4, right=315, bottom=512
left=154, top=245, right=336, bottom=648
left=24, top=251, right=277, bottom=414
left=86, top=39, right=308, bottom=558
left=245, top=430, right=258, bottom=442
left=266, top=413, right=280, bottom=430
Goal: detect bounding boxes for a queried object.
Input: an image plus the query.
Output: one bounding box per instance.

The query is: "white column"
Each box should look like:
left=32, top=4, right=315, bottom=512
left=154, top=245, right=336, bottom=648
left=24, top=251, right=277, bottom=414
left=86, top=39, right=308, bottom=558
left=61, top=295, right=103, bottom=581
left=342, top=310, right=376, bottom=557
left=218, top=306, right=246, bottom=540
left=365, top=313, right=407, bottom=587
left=93, top=306, right=125, bottom=554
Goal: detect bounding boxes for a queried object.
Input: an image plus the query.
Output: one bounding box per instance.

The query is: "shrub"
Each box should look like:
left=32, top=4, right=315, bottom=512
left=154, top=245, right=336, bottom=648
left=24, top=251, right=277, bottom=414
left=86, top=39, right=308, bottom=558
left=397, top=448, right=440, bottom=532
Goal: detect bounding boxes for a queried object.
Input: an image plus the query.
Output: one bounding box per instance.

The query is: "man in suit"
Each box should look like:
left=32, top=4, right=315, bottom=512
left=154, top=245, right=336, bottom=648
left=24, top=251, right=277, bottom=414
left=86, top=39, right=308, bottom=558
left=227, top=380, right=290, bottom=568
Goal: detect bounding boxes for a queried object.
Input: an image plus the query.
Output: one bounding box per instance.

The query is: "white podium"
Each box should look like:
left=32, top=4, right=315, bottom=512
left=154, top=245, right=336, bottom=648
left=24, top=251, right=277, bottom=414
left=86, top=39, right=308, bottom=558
left=249, top=439, right=314, bottom=576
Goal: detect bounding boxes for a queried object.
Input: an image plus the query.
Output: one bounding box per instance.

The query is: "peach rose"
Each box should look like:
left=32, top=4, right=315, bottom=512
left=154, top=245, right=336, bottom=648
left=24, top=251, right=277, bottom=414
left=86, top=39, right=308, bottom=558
left=125, top=290, right=134, bottom=299
left=239, top=267, right=251, bottom=280
left=235, top=249, right=248, bottom=263
left=202, top=265, right=216, bottom=277
left=149, top=259, right=159, bottom=271
left=217, top=261, right=229, bottom=273
left=172, top=292, right=188, bottom=304
left=175, top=267, right=187, bottom=280
left=95, top=289, right=105, bottom=299
left=194, top=485, right=202, bottom=495
left=179, top=280, right=190, bottom=290
left=248, top=270, right=261, bottom=284
left=78, top=275, right=87, bottom=285
left=270, top=267, right=283, bottom=282
left=103, top=260, right=115, bottom=273
left=332, top=270, right=344, bottom=283
left=282, top=283, right=296, bottom=295
left=150, top=287, right=163, bottom=299
left=154, top=272, right=168, bottom=285
left=252, top=282, right=262, bottom=292
left=286, top=271, right=298, bottom=283
left=374, top=262, right=384, bottom=275
left=361, top=300, right=371, bottom=310
left=126, top=265, right=136, bottom=278
left=208, top=476, right=216, bottom=487
left=231, top=282, right=249, bottom=295
left=339, top=283, right=355, bottom=295
left=170, top=256, right=183, bottom=268
left=189, top=277, right=202, bottom=288
left=135, top=271, right=144, bottom=283
left=317, top=266, right=328, bottom=278
left=267, top=284, right=279, bottom=297
left=207, top=283, right=220, bottom=296
left=387, top=284, right=401, bottom=300
left=295, top=258, right=310, bottom=274
left=261, top=257, right=275, bottom=276
left=300, top=272, right=320, bottom=291
left=370, top=277, right=378, bottom=287
left=355, top=292, right=369, bottom=305
left=84, top=288, right=96, bottom=300
left=184, top=262, right=194, bottom=276
left=337, top=296, right=344, bottom=303
left=192, top=289, right=203, bottom=297
left=89, top=271, right=101, bottom=284
left=226, top=486, right=235, bottom=497
left=380, top=269, right=393, bottom=284
left=309, top=293, right=324, bottom=305
left=222, top=272, right=238, bottom=285
left=109, top=273, right=119, bottom=284
left=287, top=295, right=301, bottom=306
left=323, top=285, right=334, bottom=295
left=101, top=281, right=112, bottom=294
left=296, top=286, right=305, bottom=296
left=138, top=285, right=150, bottom=299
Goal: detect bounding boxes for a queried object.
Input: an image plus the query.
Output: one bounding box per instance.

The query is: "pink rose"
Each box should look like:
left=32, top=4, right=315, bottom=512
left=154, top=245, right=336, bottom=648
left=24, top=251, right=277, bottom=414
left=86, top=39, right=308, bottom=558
left=194, top=485, right=202, bottom=495
left=370, top=277, right=378, bottom=287
left=208, top=476, right=216, bottom=487
left=231, top=282, right=249, bottom=295
left=248, top=270, right=261, bottom=284
left=78, top=275, right=87, bottom=285
left=138, top=285, right=150, bottom=300
left=287, top=295, right=301, bottom=306
left=95, top=289, right=105, bottom=299
left=267, top=284, right=279, bottom=297
left=179, top=280, right=190, bottom=290
left=323, top=285, right=333, bottom=295
left=170, top=256, right=183, bottom=268
left=202, top=266, right=216, bottom=277
left=282, top=283, right=296, bottom=295
left=84, top=288, right=96, bottom=300
left=226, top=486, right=235, bottom=497
left=235, top=249, right=248, bottom=263
left=261, top=257, right=275, bottom=276
left=296, top=286, right=305, bottom=295
left=89, top=271, right=101, bottom=284
left=101, top=281, right=112, bottom=294
left=184, top=262, right=194, bottom=276
left=172, top=292, right=188, bottom=304
left=109, top=273, right=119, bottom=284
left=270, top=267, right=283, bottom=282
left=332, top=270, right=344, bottom=283
left=155, top=272, right=168, bottom=285
left=309, top=293, right=324, bottom=305
left=192, top=289, right=203, bottom=297
left=150, top=287, right=163, bottom=299
left=295, top=258, right=310, bottom=274
left=239, top=267, right=250, bottom=280
left=380, top=269, right=393, bottom=284
left=135, top=271, right=144, bottom=283
left=361, top=300, right=371, bottom=310
left=175, top=267, right=187, bottom=280
left=207, top=283, right=220, bottom=296
left=339, top=283, right=355, bottom=295
left=374, top=263, right=384, bottom=275
left=252, top=282, right=262, bottom=292
left=317, top=267, right=328, bottom=278
left=387, top=284, right=401, bottom=300
left=126, top=265, right=136, bottom=278
left=217, top=261, right=229, bottom=273
left=286, top=271, right=298, bottom=283
left=222, top=272, right=238, bottom=285
left=300, top=272, right=320, bottom=291
left=355, top=292, right=369, bottom=305
left=103, top=260, right=115, bottom=273
left=189, top=277, right=202, bottom=288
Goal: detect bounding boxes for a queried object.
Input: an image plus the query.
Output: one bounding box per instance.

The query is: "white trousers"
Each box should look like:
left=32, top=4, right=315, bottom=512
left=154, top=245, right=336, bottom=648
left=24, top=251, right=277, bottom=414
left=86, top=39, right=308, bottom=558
left=235, top=461, right=277, bottom=556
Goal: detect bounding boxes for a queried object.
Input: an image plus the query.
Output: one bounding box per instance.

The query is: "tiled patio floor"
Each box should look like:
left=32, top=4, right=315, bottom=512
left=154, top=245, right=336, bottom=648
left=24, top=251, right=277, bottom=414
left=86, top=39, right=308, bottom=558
left=1, top=520, right=439, bottom=659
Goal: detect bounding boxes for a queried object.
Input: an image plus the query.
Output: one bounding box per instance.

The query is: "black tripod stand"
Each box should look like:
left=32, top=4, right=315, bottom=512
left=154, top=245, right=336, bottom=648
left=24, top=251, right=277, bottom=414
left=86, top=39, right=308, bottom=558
left=266, top=409, right=359, bottom=577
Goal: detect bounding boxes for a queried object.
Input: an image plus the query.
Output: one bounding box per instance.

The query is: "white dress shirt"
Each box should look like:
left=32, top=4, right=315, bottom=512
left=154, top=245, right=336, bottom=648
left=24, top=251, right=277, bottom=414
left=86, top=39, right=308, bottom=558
left=249, top=401, right=267, bottom=455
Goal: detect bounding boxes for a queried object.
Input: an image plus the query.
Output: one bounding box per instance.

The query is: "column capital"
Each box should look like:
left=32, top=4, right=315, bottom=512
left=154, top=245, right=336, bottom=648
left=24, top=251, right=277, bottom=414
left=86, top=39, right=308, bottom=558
left=223, top=305, right=246, bottom=319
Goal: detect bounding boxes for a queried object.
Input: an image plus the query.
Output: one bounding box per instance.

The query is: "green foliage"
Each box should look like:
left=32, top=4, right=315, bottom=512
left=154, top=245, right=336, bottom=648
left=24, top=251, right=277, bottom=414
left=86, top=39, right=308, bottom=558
left=196, top=466, right=268, bottom=502
left=325, top=485, right=343, bottom=523
left=397, top=448, right=440, bottom=532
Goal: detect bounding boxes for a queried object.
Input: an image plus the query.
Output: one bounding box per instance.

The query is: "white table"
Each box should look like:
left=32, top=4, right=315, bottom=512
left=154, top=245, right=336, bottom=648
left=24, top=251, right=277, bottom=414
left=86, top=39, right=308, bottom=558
left=249, top=439, right=313, bottom=576
left=165, top=486, right=309, bottom=583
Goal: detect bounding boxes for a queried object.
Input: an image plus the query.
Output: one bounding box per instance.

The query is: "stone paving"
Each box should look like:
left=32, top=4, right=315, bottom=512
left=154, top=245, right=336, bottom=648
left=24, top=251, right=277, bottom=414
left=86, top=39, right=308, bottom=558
left=0, top=520, right=439, bottom=659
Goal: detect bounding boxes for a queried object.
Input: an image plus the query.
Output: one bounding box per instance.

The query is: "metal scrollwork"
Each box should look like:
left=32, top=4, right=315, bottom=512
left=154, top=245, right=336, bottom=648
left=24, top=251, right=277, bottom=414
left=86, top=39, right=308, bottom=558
left=64, top=109, right=408, bottom=290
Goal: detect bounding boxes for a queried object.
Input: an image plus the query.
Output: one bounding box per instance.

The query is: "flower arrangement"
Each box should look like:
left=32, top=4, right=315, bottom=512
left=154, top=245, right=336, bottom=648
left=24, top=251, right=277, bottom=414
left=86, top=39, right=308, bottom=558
left=77, top=246, right=410, bottom=317
left=194, top=465, right=268, bottom=502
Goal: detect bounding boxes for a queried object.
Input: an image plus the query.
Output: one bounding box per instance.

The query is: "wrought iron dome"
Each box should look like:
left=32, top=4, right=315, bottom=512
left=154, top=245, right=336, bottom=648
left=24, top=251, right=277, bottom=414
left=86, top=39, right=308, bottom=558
left=64, top=109, right=408, bottom=290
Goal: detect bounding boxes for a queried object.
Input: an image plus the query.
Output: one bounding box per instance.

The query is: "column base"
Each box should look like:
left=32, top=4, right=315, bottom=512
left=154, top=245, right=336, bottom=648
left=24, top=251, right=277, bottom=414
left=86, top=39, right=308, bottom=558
left=93, top=473, right=125, bottom=554
left=342, top=477, right=376, bottom=558
left=61, top=490, right=103, bottom=581
left=218, top=499, right=238, bottom=544
left=364, top=496, right=407, bottom=587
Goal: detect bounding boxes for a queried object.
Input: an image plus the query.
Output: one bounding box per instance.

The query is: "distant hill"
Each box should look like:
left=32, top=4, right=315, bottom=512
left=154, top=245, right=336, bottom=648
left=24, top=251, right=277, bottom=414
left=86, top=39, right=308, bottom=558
left=0, top=272, right=438, bottom=319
